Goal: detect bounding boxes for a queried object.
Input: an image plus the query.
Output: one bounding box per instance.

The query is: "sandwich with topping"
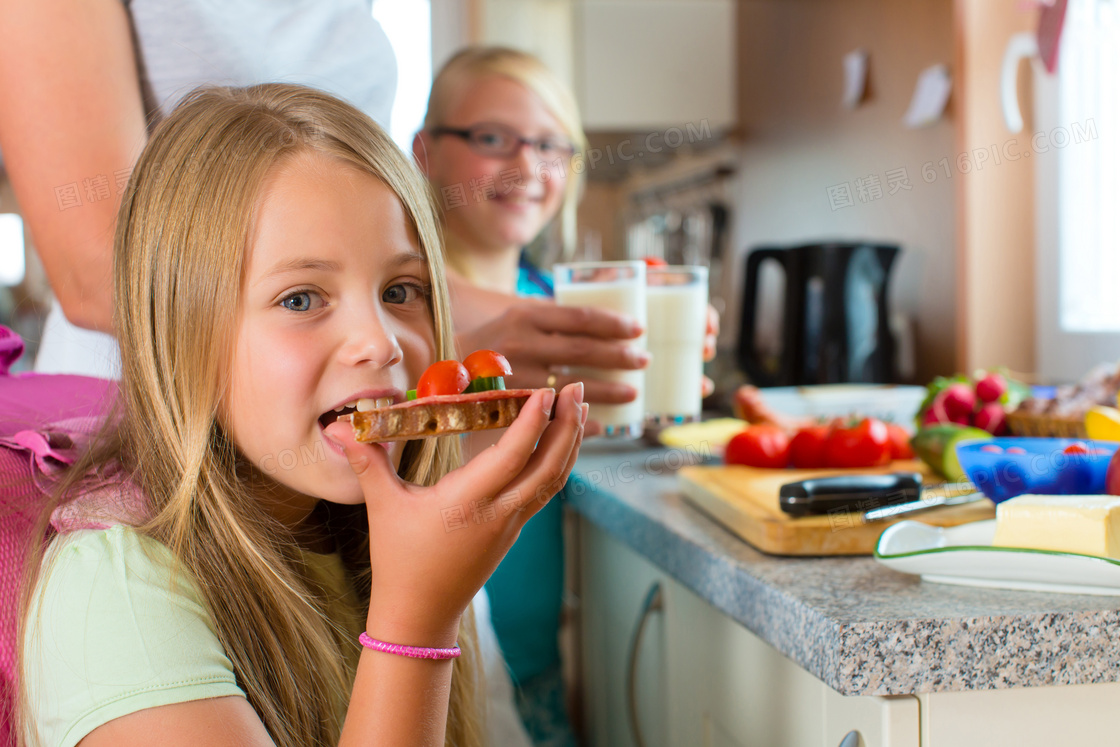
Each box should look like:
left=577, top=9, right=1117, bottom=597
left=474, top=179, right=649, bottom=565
left=344, top=350, right=541, bottom=442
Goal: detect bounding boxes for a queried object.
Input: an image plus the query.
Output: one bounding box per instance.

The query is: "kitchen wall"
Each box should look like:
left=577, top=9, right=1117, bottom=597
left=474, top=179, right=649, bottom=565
left=729, top=0, right=958, bottom=384
left=469, top=0, right=1039, bottom=383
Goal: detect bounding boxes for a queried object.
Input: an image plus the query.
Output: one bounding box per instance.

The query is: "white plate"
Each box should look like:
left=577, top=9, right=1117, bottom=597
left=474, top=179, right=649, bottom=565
left=875, top=520, right=1120, bottom=596
left=760, top=384, right=926, bottom=424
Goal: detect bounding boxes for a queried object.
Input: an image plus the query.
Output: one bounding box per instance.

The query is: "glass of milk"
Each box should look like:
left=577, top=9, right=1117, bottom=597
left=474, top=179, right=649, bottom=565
left=553, top=260, right=647, bottom=438
left=645, top=266, right=709, bottom=425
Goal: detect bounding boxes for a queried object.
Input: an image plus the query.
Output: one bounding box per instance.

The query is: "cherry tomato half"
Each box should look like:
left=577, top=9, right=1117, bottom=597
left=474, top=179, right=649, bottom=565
left=463, top=349, right=513, bottom=380
left=416, top=359, right=470, bottom=398
left=643, top=256, right=669, bottom=267
left=824, top=418, right=892, bottom=468
left=1063, top=442, right=1090, bottom=456
left=725, top=425, right=790, bottom=469
left=789, top=425, right=830, bottom=469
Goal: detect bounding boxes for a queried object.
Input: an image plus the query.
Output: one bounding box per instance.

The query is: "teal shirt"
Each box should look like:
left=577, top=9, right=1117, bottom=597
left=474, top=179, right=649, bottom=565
left=484, top=255, right=563, bottom=684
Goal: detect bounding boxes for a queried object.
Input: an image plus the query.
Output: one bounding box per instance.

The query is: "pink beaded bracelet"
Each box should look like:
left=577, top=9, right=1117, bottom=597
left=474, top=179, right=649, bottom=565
left=358, top=632, right=461, bottom=660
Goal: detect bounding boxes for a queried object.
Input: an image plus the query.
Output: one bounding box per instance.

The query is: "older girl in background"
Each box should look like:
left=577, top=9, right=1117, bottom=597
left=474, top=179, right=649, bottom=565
left=414, top=48, right=603, bottom=747
left=417, top=47, right=718, bottom=746
left=19, top=83, right=586, bottom=747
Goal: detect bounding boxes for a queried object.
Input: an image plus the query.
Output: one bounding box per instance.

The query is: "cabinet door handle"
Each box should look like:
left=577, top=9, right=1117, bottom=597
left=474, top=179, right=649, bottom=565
left=627, top=581, right=664, bottom=747
left=838, top=730, right=861, bottom=747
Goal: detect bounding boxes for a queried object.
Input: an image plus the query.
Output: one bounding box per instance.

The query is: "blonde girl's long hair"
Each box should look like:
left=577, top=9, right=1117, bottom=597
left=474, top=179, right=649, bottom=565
left=424, top=45, right=588, bottom=259
left=17, top=84, right=483, bottom=747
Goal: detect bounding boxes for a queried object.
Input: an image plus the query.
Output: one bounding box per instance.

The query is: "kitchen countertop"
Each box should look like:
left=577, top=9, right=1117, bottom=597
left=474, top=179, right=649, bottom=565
left=567, top=442, right=1120, bottom=697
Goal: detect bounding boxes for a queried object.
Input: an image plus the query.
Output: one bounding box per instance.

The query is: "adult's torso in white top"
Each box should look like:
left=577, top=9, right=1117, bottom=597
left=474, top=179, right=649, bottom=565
left=34, top=0, right=397, bottom=376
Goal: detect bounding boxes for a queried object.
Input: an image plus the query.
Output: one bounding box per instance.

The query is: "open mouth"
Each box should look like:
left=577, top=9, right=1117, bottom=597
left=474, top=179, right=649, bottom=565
left=318, top=397, right=394, bottom=429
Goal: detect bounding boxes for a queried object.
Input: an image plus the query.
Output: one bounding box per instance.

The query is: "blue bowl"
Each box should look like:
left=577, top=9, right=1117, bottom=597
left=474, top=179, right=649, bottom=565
left=955, top=437, right=1120, bottom=504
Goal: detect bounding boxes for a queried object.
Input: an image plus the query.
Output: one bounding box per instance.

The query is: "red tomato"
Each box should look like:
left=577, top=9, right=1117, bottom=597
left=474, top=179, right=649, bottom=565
left=886, top=423, right=915, bottom=460
left=463, top=349, right=513, bottom=380
left=1108, top=449, right=1120, bottom=495
left=416, top=360, right=470, bottom=398
left=643, top=256, right=669, bottom=267
left=1064, top=442, right=1090, bottom=456
left=824, top=418, right=891, bottom=468
left=724, top=425, right=790, bottom=469
left=789, top=425, right=831, bottom=469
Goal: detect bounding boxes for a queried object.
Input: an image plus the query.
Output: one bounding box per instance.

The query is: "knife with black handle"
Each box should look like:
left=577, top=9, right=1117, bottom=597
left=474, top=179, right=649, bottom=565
left=779, top=472, right=923, bottom=517
left=779, top=472, right=983, bottom=520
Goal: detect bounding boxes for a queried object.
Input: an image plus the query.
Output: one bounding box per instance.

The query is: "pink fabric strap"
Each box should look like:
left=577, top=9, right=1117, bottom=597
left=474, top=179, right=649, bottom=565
left=358, top=632, right=461, bottom=660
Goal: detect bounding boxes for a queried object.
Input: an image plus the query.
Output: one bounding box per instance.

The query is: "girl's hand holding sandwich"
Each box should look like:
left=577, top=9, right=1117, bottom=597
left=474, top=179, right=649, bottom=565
left=326, top=383, right=586, bottom=645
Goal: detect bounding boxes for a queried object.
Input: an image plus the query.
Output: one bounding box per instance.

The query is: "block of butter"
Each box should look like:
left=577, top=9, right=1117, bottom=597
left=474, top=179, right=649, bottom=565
left=992, top=495, right=1120, bottom=558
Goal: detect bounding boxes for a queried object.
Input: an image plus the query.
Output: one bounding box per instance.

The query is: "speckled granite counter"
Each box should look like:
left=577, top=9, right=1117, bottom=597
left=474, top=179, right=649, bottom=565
left=567, top=443, right=1120, bottom=697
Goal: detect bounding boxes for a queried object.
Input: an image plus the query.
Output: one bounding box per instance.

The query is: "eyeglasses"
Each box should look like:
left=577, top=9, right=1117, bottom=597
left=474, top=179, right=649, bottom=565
left=430, top=122, right=576, bottom=159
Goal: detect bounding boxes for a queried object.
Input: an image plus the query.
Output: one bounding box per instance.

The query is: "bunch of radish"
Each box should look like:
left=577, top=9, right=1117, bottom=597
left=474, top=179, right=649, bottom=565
left=920, top=372, right=1013, bottom=435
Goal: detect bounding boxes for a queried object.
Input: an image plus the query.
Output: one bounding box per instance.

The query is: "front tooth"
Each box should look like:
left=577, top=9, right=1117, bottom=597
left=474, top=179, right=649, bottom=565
left=334, top=405, right=345, bottom=412
left=376, top=397, right=393, bottom=408
left=356, top=398, right=377, bottom=412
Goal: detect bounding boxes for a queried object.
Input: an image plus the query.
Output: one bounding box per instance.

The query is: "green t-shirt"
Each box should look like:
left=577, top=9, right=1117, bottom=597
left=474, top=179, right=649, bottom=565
left=22, top=525, right=358, bottom=747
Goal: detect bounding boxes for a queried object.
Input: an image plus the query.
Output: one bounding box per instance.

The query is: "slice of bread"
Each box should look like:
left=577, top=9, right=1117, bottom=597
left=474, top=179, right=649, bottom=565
left=348, top=389, right=537, bottom=442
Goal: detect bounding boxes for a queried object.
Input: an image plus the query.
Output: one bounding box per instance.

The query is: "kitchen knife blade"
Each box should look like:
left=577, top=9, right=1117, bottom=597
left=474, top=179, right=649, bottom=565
left=862, top=489, right=986, bottom=522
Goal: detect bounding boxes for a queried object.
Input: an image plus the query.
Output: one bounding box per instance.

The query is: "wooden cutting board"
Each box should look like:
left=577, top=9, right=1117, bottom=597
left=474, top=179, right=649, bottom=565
left=678, top=461, right=995, bottom=556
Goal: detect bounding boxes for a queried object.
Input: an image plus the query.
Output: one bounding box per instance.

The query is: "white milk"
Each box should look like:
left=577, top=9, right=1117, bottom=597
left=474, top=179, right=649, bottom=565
left=554, top=279, right=647, bottom=433
left=646, top=281, right=708, bottom=420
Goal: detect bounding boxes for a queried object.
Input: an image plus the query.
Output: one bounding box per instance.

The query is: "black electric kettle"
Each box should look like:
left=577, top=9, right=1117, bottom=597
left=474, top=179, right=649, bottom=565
left=737, top=242, right=899, bottom=386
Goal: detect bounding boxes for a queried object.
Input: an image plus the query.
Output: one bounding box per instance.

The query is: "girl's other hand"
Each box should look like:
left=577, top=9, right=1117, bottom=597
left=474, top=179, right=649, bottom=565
left=325, top=383, right=586, bottom=645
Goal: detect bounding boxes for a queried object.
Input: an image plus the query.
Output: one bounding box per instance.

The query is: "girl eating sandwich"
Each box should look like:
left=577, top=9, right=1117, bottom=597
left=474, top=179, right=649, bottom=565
left=18, top=82, right=586, bottom=747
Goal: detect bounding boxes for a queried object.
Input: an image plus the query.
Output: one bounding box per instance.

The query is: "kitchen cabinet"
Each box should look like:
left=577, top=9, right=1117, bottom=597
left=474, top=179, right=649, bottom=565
left=665, top=574, right=920, bottom=747
left=572, top=450, right=1120, bottom=747
left=578, top=519, right=920, bottom=747
left=475, top=0, right=736, bottom=132
left=578, top=516, right=1120, bottom=747
left=572, top=0, right=735, bottom=131
left=578, top=514, right=670, bottom=747
left=477, top=0, right=577, bottom=92
left=919, top=684, right=1120, bottom=745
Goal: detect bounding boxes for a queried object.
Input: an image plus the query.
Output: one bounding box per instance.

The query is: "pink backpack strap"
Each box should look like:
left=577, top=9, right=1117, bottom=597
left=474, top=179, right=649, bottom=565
left=0, top=326, right=130, bottom=746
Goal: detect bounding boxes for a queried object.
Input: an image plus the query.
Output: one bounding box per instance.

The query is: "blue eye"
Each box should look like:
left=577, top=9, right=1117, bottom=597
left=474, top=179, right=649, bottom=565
left=280, top=290, right=323, bottom=312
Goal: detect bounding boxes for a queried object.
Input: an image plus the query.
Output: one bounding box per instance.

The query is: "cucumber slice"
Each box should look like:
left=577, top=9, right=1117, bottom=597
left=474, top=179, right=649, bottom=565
left=911, top=425, right=991, bottom=481
left=463, top=376, right=506, bottom=394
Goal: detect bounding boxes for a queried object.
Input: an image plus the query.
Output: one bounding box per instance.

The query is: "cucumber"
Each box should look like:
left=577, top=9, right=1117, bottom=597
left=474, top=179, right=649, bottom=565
left=911, top=425, right=992, bottom=481
left=463, top=376, right=506, bottom=394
